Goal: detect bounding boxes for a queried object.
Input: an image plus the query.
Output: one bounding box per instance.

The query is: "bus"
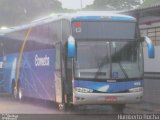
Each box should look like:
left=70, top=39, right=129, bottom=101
left=0, top=12, right=155, bottom=112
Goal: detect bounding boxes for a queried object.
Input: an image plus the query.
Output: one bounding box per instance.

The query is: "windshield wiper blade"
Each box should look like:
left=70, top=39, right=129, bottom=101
left=94, top=56, right=108, bottom=79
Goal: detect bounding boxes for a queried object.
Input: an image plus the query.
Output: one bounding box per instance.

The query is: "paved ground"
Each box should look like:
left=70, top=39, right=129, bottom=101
left=0, top=95, right=59, bottom=114
left=0, top=95, right=160, bottom=120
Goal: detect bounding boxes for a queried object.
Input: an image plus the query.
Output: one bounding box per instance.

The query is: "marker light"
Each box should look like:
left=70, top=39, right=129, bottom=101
left=75, top=87, right=93, bottom=93
left=74, top=22, right=81, bottom=28
left=129, top=87, right=143, bottom=93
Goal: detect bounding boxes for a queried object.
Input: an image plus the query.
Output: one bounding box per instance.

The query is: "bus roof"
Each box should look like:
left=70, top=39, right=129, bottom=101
left=0, top=12, right=136, bottom=36
left=62, top=12, right=136, bottom=22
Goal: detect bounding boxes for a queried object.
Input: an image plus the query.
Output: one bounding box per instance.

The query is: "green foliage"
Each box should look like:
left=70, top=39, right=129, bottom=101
left=84, top=0, right=143, bottom=11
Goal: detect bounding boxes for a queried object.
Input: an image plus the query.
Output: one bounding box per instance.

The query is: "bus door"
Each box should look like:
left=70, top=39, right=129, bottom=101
left=55, top=42, right=64, bottom=104
left=0, top=60, right=4, bottom=92
left=65, top=56, right=73, bottom=103
left=64, top=36, right=76, bottom=104
left=0, top=42, right=5, bottom=92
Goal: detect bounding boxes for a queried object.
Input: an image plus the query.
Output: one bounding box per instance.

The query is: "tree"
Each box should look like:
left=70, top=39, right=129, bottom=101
left=84, top=0, right=144, bottom=11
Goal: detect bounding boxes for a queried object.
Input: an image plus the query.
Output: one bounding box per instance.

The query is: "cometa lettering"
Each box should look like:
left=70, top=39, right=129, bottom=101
left=35, top=54, right=50, bottom=67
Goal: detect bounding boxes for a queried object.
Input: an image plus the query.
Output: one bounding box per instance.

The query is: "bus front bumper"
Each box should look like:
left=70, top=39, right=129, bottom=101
left=73, top=91, right=143, bottom=105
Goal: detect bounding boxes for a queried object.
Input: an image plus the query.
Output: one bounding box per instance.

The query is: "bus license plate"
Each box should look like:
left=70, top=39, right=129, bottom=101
left=105, top=96, right=117, bottom=103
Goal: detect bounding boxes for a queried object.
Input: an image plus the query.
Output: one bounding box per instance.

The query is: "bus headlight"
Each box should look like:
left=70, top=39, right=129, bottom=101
left=129, top=87, right=143, bottom=93
left=75, top=87, right=93, bottom=93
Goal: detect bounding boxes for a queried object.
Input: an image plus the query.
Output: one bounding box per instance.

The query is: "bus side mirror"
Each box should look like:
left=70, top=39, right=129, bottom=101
left=67, top=36, right=76, bottom=58
left=144, top=36, right=155, bottom=58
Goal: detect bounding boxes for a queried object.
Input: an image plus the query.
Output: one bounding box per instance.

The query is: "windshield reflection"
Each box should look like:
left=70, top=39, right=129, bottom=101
left=75, top=41, right=110, bottom=79
left=75, top=40, right=143, bottom=80
left=111, top=41, right=143, bottom=79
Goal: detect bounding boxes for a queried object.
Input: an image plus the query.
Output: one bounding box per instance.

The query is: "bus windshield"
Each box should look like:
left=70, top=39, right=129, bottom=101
left=74, top=40, right=143, bottom=80
left=111, top=41, right=143, bottom=79
left=75, top=41, right=110, bottom=79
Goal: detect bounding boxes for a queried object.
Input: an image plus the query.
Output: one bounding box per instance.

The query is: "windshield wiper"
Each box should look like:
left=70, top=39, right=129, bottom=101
left=94, top=57, right=108, bottom=79
left=118, top=62, right=128, bottom=79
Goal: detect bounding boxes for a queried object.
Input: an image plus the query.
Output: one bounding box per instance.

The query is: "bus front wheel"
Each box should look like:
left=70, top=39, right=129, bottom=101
left=58, top=103, right=66, bottom=111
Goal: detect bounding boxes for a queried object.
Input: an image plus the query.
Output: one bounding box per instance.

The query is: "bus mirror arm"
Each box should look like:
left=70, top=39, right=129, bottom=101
left=67, top=36, right=76, bottom=58
left=144, top=36, right=155, bottom=59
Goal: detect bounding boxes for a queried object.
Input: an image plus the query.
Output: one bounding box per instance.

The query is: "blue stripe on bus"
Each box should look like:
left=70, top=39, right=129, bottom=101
left=74, top=80, right=143, bottom=93
left=72, top=16, right=136, bottom=21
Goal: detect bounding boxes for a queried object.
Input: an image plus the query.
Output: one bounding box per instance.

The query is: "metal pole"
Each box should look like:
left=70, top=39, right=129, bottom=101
left=81, top=0, right=82, bottom=9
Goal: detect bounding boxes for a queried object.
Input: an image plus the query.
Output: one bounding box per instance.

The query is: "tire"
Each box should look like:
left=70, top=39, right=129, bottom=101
left=12, top=80, right=23, bottom=101
left=12, top=81, right=17, bottom=100
left=112, top=104, right=125, bottom=113
left=58, top=103, right=66, bottom=111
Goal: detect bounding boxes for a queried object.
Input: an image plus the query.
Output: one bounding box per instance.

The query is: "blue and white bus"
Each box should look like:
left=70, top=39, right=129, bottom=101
left=0, top=12, right=154, bottom=112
